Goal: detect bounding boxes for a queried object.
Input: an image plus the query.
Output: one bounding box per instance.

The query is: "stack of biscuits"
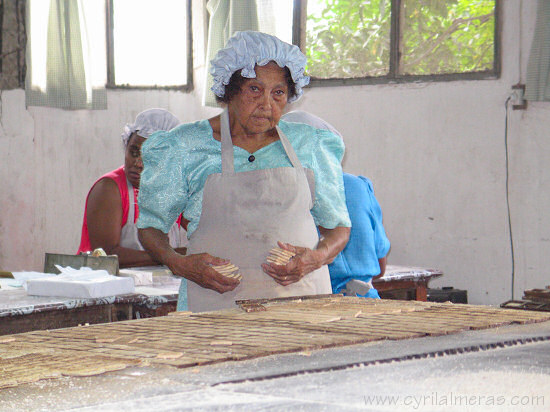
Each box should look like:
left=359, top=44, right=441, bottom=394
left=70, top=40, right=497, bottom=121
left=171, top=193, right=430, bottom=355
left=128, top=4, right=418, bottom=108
left=266, top=247, right=296, bottom=265
left=211, top=263, right=242, bottom=281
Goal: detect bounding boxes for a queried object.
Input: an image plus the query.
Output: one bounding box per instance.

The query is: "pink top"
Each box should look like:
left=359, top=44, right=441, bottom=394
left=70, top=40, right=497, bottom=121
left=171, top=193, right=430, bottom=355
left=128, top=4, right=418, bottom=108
left=77, top=166, right=138, bottom=254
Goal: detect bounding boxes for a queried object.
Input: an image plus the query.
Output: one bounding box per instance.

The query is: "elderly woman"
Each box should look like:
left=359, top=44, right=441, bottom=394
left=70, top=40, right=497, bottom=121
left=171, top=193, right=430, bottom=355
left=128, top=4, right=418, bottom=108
left=77, top=108, right=188, bottom=267
left=137, top=31, right=351, bottom=312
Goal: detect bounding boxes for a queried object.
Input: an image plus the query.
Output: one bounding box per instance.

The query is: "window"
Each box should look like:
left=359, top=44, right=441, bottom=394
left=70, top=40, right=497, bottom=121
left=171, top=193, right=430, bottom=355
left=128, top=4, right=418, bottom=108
left=107, top=0, right=192, bottom=89
left=26, top=0, right=192, bottom=103
left=26, top=0, right=109, bottom=108
left=291, top=0, right=500, bottom=85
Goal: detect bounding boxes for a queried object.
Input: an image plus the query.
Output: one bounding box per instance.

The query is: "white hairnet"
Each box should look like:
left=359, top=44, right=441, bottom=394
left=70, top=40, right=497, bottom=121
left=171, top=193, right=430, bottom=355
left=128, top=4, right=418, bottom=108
left=282, top=111, right=343, bottom=139
left=121, top=108, right=180, bottom=146
left=210, top=31, right=310, bottom=103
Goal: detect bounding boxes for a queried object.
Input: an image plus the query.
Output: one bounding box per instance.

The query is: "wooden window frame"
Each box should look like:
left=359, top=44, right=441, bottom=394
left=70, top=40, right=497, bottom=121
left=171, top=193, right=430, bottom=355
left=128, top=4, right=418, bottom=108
left=292, top=0, right=501, bottom=87
left=105, top=0, right=193, bottom=91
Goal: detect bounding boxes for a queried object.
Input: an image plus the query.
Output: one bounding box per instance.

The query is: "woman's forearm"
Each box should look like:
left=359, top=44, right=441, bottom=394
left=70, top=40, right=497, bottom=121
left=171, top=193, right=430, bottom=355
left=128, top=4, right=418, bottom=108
left=378, top=257, right=387, bottom=277
left=316, top=226, right=350, bottom=265
left=138, top=227, right=180, bottom=267
left=104, top=245, right=160, bottom=268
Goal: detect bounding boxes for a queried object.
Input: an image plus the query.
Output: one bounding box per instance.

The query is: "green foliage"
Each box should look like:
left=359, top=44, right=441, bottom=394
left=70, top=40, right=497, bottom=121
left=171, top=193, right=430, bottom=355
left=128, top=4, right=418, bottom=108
left=305, top=0, right=495, bottom=79
left=306, top=0, right=391, bottom=78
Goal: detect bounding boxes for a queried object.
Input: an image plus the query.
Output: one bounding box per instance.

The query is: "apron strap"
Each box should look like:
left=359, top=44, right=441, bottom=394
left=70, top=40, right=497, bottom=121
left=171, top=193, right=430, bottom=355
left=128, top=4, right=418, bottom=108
left=220, top=109, right=236, bottom=174
left=126, top=178, right=136, bottom=224
left=120, top=176, right=145, bottom=251
left=276, top=125, right=303, bottom=170
left=220, top=108, right=306, bottom=174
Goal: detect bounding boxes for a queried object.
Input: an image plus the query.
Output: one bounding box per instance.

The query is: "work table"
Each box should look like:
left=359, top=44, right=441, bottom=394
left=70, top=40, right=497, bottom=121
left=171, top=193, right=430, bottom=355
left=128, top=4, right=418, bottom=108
left=1, top=296, right=549, bottom=411
left=0, top=282, right=180, bottom=336
left=0, top=265, right=442, bottom=336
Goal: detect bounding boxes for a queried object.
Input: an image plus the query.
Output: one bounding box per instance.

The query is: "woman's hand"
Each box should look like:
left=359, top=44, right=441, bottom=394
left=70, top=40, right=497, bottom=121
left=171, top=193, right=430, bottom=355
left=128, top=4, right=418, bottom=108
left=138, top=227, right=239, bottom=294
left=261, top=226, right=350, bottom=287
left=261, top=241, right=324, bottom=286
left=167, top=252, right=240, bottom=294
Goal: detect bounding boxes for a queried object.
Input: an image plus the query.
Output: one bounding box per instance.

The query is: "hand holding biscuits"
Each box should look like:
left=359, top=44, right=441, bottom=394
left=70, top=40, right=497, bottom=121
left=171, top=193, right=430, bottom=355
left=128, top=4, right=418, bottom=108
left=262, top=241, right=324, bottom=286
left=167, top=253, right=240, bottom=294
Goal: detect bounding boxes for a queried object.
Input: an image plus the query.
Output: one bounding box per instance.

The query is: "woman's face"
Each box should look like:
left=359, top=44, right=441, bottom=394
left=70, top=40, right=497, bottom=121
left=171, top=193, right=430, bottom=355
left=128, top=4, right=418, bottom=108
left=124, top=133, right=146, bottom=188
left=228, top=62, right=289, bottom=136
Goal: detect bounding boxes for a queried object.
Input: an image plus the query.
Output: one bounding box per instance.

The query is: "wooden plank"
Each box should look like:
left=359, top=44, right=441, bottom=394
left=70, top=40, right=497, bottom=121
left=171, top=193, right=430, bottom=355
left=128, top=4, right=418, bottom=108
left=0, top=304, right=132, bottom=336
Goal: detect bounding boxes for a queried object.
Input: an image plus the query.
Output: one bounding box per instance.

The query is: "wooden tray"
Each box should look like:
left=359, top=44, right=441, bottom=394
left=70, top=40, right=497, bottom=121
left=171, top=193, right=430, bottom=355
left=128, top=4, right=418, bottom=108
left=2, top=296, right=550, bottom=389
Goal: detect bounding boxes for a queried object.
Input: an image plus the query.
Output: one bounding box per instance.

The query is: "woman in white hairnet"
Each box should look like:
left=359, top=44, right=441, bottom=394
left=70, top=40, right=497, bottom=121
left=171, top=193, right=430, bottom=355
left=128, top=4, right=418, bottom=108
left=77, top=108, right=188, bottom=267
left=137, top=31, right=351, bottom=312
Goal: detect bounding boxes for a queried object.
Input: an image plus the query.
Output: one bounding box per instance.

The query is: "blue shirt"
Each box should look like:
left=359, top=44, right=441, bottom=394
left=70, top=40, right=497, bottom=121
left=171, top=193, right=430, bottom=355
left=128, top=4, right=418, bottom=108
left=328, top=174, right=390, bottom=294
left=137, top=119, right=351, bottom=235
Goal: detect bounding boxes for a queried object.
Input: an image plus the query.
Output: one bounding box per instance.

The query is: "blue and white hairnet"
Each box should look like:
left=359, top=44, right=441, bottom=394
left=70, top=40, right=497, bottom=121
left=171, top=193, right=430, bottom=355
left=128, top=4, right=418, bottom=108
left=210, top=31, right=310, bottom=103
left=121, top=108, right=180, bottom=146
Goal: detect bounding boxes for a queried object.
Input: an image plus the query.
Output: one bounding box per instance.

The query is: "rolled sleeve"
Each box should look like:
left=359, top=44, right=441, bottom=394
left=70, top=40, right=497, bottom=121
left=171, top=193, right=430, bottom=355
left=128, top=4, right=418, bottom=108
left=137, top=130, right=187, bottom=234
left=307, top=128, right=351, bottom=229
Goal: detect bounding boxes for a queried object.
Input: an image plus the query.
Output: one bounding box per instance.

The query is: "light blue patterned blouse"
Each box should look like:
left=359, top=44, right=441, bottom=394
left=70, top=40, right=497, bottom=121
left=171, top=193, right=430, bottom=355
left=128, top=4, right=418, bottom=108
left=137, top=119, right=351, bottom=236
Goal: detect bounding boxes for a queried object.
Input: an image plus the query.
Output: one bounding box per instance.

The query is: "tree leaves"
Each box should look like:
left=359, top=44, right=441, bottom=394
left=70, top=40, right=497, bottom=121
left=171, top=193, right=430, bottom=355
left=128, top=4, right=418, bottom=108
left=305, top=0, right=495, bottom=79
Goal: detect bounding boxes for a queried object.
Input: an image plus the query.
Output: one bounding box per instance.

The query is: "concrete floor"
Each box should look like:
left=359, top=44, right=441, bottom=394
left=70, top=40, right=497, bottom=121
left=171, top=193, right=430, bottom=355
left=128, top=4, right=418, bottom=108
left=1, top=321, right=550, bottom=411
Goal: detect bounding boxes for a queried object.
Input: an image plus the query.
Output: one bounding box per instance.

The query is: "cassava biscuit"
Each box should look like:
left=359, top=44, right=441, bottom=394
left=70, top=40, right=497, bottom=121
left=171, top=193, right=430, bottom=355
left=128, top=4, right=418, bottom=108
left=266, top=247, right=296, bottom=265
left=211, top=263, right=242, bottom=281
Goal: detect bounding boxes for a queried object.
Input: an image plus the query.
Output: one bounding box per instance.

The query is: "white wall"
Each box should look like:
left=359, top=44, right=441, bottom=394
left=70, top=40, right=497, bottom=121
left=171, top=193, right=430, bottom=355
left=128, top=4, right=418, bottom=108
left=0, top=1, right=547, bottom=305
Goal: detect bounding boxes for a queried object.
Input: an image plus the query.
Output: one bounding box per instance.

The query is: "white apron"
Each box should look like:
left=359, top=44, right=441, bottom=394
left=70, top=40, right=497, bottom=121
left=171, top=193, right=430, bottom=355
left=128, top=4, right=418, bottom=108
left=121, top=179, right=187, bottom=250
left=185, top=109, right=331, bottom=312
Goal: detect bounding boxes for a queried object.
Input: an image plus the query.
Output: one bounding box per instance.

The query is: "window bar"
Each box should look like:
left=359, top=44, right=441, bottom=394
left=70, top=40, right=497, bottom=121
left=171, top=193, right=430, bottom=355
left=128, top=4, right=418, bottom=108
left=292, top=0, right=305, bottom=49
left=493, top=0, right=502, bottom=78
left=185, top=0, right=193, bottom=91
left=105, top=0, right=115, bottom=87
left=389, top=0, right=403, bottom=78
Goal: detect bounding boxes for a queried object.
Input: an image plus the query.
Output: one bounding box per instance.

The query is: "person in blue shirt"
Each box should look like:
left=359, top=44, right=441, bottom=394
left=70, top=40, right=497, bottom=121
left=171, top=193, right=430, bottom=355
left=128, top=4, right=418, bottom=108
left=282, top=111, right=390, bottom=299
left=329, top=173, right=390, bottom=298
